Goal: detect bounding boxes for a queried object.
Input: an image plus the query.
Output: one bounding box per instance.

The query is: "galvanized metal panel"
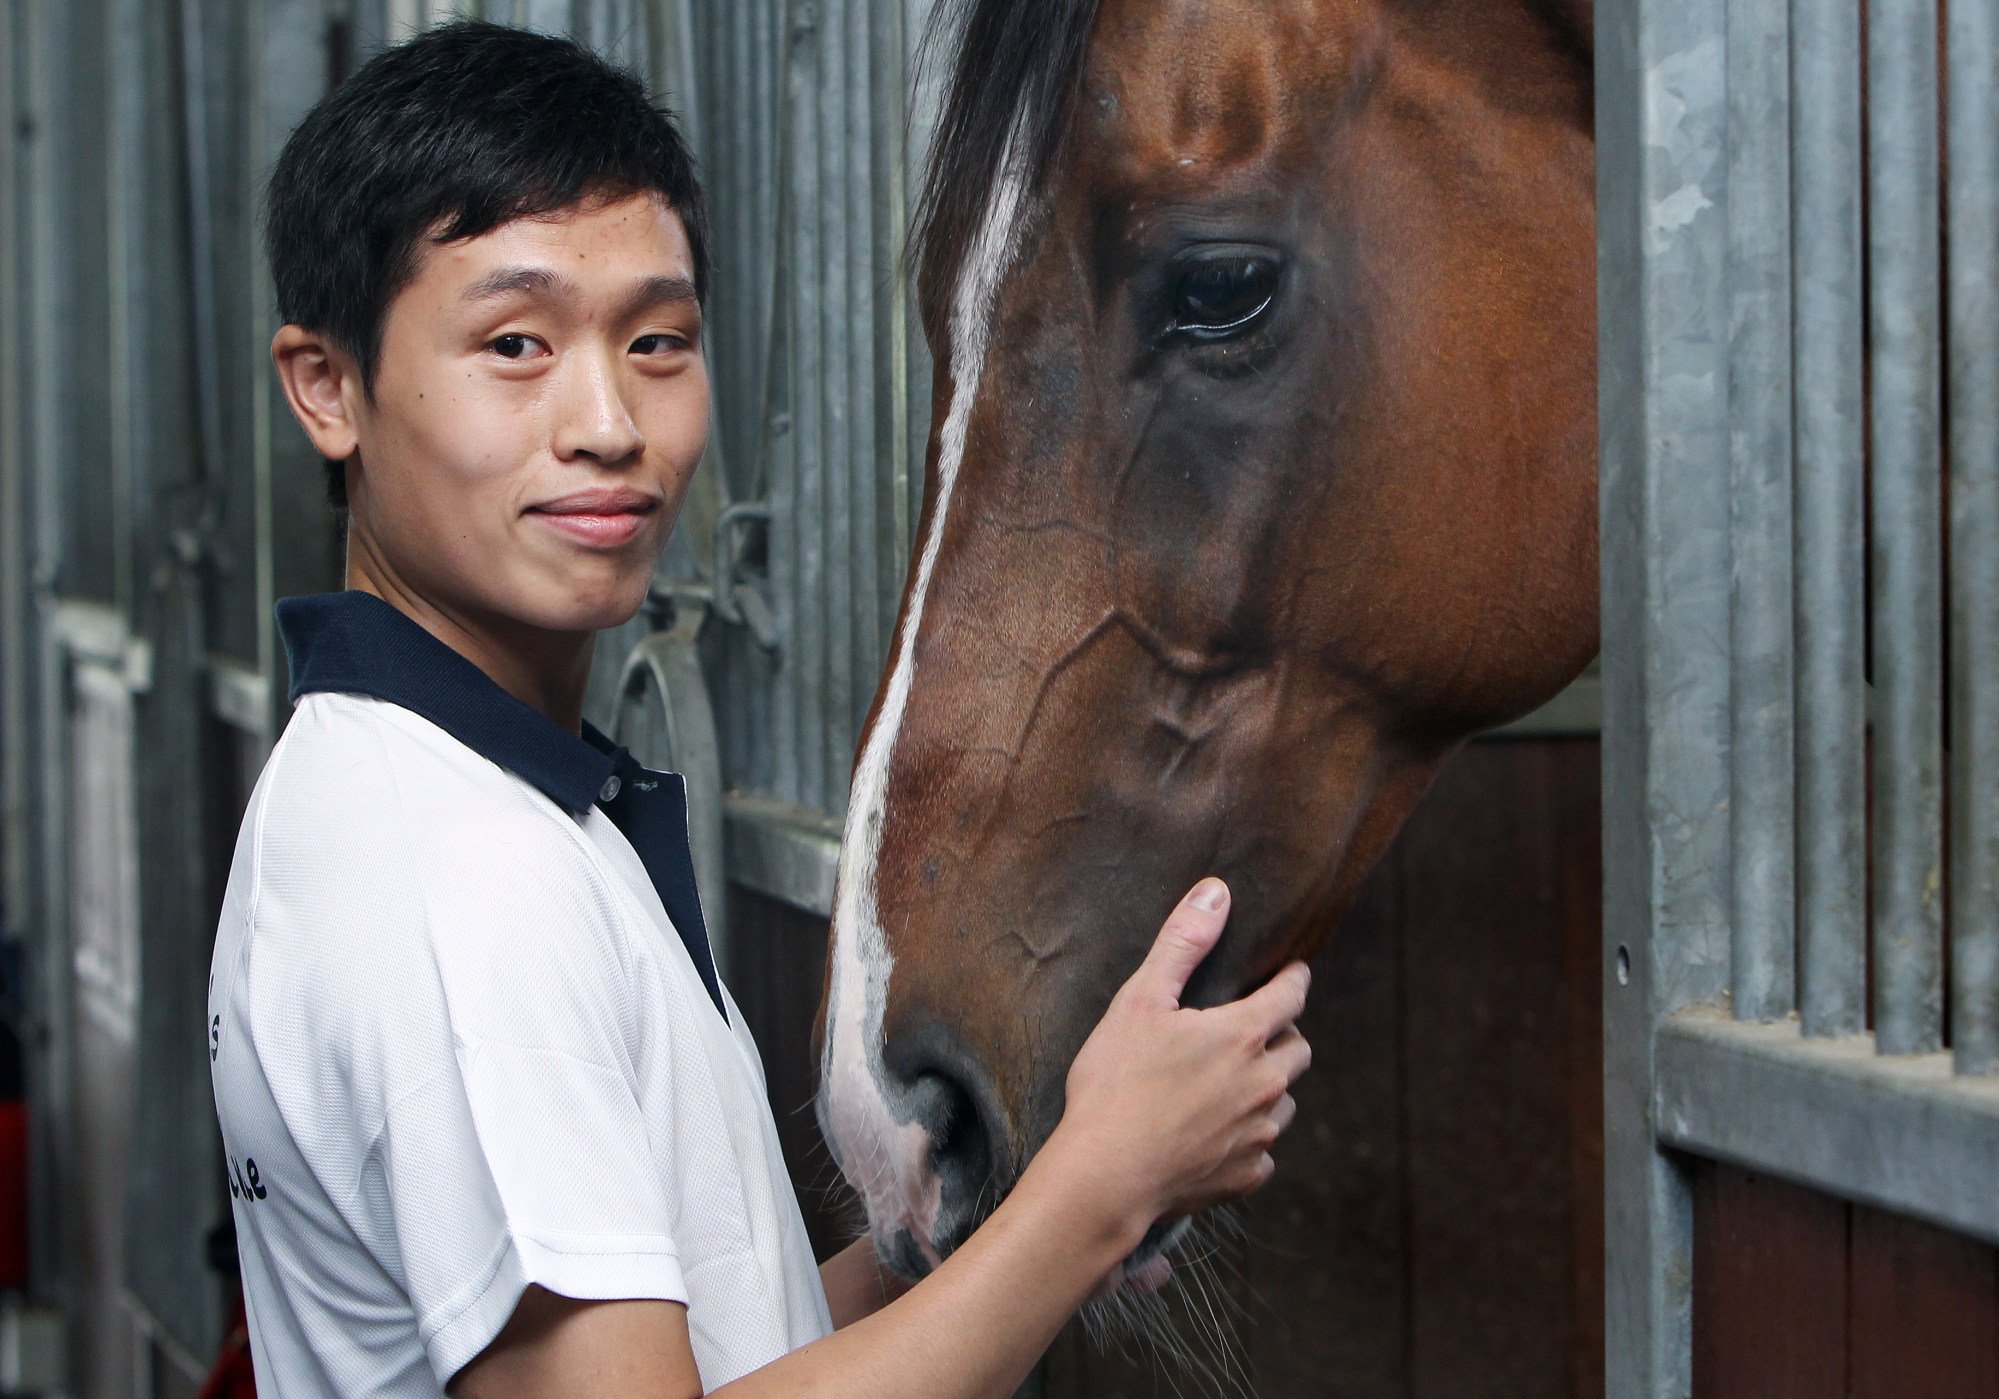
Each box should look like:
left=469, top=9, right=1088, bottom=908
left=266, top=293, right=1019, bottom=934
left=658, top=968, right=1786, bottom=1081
left=1724, top=0, right=1794, bottom=1023
left=112, top=0, right=232, bottom=1355
left=189, top=0, right=275, bottom=669
left=686, top=0, right=934, bottom=822
left=0, top=0, right=32, bottom=948
left=257, top=0, right=349, bottom=662
left=1947, top=0, right=1999, bottom=1077
left=12, top=0, right=76, bottom=1312
left=1607, top=0, right=1999, bottom=1376
left=1598, top=0, right=1735, bottom=1389
left=41, top=0, right=118, bottom=608
left=1657, top=1008, right=1999, bottom=1246
left=1789, top=0, right=1867, bottom=1040
left=1866, top=0, right=1946, bottom=1058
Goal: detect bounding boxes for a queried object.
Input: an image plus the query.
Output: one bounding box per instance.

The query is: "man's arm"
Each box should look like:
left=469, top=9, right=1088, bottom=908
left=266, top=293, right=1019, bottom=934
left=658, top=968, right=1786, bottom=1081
left=453, top=1150, right=1137, bottom=1399
left=451, top=880, right=1310, bottom=1399
left=819, top=1237, right=910, bottom=1328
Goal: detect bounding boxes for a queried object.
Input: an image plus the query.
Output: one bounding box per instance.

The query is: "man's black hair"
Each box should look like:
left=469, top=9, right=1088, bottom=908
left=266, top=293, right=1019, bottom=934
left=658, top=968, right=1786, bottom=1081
left=266, top=20, right=710, bottom=508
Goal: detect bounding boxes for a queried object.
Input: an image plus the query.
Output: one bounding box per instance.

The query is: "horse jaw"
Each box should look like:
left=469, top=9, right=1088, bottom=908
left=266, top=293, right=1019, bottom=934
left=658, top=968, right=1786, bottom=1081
left=819, top=128, right=1035, bottom=1270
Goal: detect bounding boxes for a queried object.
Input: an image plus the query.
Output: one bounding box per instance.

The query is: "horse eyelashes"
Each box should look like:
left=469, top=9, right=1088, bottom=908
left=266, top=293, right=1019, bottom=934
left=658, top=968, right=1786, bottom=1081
left=1165, top=250, right=1283, bottom=341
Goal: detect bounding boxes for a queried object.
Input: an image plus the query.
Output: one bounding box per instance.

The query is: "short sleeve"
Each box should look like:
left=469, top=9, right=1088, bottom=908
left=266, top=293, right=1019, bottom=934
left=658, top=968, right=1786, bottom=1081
left=352, top=825, right=690, bottom=1386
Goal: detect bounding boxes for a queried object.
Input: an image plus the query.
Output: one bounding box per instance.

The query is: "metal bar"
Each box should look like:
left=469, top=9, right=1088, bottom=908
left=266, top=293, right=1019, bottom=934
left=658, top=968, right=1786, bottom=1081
left=1947, top=0, right=1999, bottom=1074
left=870, top=0, right=910, bottom=656
left=1790, top=0, right=1867, bottom=1038
left=1656, top=1007, right=1999, bottom=1243
left=903, top=0, right=942, bottom=544
left=1726, top=0, right=1795, bottom=1021
left=795, top=0, right=830, bottom=814
left=818, top=0, right=855, bottom=810
left=1598, top=0, right=1733, bottom=1385
left=723, top=791, right=843, bottom=917
left=18, top=0, right=80, bottom=1301
left=1866, top=0, right=1945, bottom=1056
left=0, top=0, right=27, bottom=932
left=841, top=0, right=881, bottom=805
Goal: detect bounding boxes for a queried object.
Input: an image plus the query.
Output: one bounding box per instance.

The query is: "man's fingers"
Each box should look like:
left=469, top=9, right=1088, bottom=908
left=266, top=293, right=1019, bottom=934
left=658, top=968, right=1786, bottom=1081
left=1129, top=878, right=1231, bottom=1005
left=1267, top=1028, right=1312, bottom=1085
left=1232, top=961, right=1310, bottom=1034
left=1271, top=1092, right=1298, bottom=1135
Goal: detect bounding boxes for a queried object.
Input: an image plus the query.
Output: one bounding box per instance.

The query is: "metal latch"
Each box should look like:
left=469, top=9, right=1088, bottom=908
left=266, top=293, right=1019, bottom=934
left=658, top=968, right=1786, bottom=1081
left=711, top=501, right=778, bottom=650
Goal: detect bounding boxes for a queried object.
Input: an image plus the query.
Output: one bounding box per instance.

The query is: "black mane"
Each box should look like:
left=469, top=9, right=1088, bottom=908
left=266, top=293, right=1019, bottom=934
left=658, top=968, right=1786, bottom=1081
left=911, top=0, right=1104, bottom=310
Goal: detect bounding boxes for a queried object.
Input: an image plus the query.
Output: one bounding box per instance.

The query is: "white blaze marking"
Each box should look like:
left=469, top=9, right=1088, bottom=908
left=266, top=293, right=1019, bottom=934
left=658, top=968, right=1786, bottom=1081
left=823, top=133, right=1033, bottom=1245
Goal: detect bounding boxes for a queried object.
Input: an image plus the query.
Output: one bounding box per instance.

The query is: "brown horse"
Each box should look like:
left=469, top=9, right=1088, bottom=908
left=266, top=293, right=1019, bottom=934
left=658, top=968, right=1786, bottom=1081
left=818, top=0, right=1597, bottom=1286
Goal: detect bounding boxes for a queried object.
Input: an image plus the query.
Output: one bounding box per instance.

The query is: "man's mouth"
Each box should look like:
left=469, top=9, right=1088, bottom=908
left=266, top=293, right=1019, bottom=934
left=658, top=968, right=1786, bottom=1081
left=526, top=487, right=660, bottom=548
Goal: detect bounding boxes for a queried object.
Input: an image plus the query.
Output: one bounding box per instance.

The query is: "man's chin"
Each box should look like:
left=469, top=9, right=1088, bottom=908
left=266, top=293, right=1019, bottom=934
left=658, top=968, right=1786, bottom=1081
left=505, top=571, right=657, bottom=637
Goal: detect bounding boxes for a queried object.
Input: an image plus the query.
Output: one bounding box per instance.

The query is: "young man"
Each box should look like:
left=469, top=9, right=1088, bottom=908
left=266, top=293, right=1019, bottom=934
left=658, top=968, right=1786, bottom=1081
left=209, top=21, right=1311, bottom=1399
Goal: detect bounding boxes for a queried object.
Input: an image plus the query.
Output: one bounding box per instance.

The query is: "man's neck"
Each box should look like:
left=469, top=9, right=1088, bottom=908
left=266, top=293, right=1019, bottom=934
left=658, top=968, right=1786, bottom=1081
left=345, top=558, right=596, bottom=735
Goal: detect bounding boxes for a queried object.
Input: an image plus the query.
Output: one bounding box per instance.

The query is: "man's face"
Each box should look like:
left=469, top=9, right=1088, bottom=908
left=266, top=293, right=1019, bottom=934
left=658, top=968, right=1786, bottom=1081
left=349, top=192, right=709, bottom=635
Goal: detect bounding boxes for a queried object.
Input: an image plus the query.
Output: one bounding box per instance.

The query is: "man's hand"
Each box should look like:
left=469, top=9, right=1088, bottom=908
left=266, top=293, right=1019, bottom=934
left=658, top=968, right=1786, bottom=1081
left=1039, top=878, right=1312, bottom=1240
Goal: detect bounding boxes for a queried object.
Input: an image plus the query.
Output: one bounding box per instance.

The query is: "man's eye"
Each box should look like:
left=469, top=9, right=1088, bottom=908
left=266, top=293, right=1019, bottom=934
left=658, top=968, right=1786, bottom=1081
left=488, top=333, right=541, bottom=359
left=631, top=333, right=689, bottom=356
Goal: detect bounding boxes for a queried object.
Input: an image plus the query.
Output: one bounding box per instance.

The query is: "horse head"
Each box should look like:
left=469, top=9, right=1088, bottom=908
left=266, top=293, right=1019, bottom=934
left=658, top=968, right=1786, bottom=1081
left=818, top=0, right=1597, bottom=1281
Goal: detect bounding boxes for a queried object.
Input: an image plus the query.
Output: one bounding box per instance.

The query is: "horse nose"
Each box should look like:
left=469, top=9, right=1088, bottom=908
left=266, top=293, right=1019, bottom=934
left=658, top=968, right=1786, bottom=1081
left=882, top=1021, right=1011, bottom=1258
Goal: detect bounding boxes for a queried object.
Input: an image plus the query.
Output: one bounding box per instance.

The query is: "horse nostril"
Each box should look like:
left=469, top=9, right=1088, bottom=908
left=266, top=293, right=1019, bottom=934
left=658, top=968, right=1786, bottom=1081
left=923, top=1069, right=993, bottom=1210
left=883, top=1020, right=1012, bottom=1255
left=916, top=1064, right=1019, bottom=1261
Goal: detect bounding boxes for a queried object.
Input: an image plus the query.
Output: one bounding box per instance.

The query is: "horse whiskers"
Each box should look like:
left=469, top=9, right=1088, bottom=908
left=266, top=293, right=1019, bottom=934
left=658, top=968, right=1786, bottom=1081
left=1072, top=1218, right=1256, bottom=1399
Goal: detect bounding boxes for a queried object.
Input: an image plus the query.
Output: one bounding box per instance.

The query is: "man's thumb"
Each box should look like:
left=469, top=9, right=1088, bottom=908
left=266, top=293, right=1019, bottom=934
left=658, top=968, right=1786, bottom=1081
left=1135, top=878, right=1230, bottom=1004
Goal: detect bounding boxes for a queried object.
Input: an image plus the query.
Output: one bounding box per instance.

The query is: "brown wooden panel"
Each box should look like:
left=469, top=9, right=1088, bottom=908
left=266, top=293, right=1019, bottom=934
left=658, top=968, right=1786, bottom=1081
left=1848, top=1204, right=1999, bottom=1399
left=1692, top=1165, right=1849, bottom=1399
left=1564, top=755, right=1608, bottom=1399
left=1402, top=740, right=1603, bottom=1399
left=1043, top=738, right=1603, bottom=1398
left=1041, top=797, right=1417, bottom=1398
left=724, top=887, right=853, bottom=1260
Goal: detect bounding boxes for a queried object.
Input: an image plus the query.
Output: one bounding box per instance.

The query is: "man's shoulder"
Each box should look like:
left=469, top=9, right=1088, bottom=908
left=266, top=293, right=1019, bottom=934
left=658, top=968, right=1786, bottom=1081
left=221, top=693, right=642, bottom=1089
left=256, top=692, right=569, bottom=861
left=239, top=692, right=626, bottom=962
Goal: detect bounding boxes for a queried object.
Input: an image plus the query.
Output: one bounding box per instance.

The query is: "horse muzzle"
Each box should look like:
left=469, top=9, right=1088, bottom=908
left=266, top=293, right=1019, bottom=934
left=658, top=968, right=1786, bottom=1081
left=819, top=1011, right=1021, bottom=1278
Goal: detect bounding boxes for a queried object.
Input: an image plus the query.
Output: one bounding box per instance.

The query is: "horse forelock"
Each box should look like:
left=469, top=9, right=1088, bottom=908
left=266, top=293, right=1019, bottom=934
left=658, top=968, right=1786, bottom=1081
left=912, top=0, right=1104, bottom=326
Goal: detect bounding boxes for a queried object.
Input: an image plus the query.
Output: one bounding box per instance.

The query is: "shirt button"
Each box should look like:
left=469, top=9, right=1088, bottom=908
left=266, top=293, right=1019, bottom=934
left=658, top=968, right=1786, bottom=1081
left=599, top=775, right=621, bottom=803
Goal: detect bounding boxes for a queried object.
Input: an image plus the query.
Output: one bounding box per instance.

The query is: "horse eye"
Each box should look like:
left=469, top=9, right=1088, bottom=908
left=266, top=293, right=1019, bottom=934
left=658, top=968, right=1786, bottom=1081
left=1169, top=254, right=1280, bottom=340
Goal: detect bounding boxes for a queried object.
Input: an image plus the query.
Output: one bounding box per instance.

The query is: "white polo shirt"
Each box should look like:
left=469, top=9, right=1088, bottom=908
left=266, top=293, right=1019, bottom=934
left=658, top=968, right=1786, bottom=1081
left=208, top=591, right=831, bottom=1396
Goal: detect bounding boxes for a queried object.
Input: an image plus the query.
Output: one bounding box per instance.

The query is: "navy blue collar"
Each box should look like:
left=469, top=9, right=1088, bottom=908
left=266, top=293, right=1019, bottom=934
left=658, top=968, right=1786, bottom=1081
left=277, top=590, right=729, bottom=1021
left=277, top=590, right=618, bottom=814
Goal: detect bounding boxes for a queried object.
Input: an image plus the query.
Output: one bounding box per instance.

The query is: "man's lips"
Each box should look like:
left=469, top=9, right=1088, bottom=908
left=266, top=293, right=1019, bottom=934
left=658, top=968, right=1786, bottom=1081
left=526, top=488, right=660, bottom=548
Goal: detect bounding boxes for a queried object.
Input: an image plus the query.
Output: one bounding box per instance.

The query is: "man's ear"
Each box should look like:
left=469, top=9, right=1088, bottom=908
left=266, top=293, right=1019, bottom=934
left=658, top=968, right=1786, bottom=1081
left=271, top=325, right=363, bottom=463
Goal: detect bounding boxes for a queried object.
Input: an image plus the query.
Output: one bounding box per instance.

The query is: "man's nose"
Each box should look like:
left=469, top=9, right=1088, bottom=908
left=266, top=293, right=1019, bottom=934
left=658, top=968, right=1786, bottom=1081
left=553, top=352, right=645, bottom=465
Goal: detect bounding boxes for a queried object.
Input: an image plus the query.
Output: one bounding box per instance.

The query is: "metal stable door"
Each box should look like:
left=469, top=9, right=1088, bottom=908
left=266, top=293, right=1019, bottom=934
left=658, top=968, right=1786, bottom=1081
left=1599, top=0, right=1999, bottom=1389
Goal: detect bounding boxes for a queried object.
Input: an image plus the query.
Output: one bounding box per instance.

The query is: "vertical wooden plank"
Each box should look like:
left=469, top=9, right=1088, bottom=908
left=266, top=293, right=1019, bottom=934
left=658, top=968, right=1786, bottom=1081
left=1848, top=1206, right=1999, bottom=1399
left=1403, top=741, right=1599, bottom=1399
left=724, top=888, right=853, bottom=1260
left=1040, top=787, right=1413, bottom=1397
left=1230, top=805, right=1412, bottom=1398
left=1691, top=1165, right=1849, bottom=1399
left=1564, top=748, right=1608, bottom=1399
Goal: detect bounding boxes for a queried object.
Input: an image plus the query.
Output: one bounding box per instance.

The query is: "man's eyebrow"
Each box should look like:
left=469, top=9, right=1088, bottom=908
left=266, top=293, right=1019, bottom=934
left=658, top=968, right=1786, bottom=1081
left=619, top=274, right=701, bottom=321
left=459, top=265, right=578, bottom=303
